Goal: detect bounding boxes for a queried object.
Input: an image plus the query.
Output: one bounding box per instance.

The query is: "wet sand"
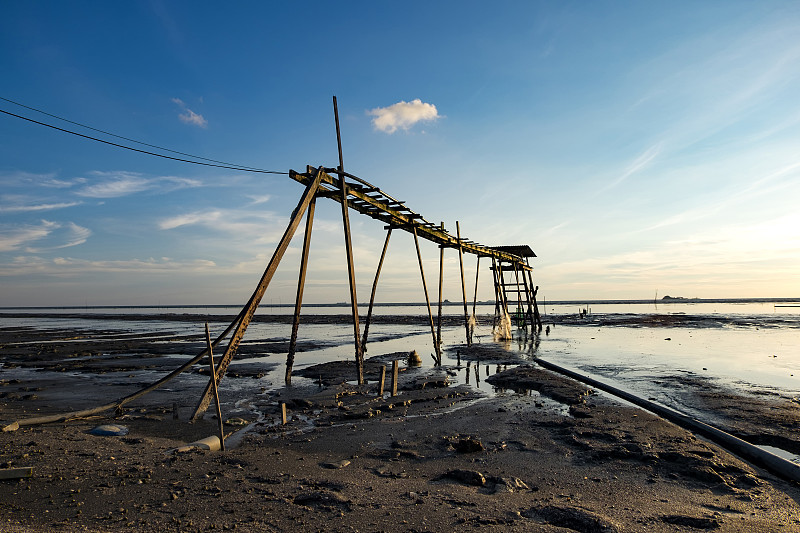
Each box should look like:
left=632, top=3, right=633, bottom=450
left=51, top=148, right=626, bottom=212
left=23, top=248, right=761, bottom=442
left=2, top=320, right=800, bottom=532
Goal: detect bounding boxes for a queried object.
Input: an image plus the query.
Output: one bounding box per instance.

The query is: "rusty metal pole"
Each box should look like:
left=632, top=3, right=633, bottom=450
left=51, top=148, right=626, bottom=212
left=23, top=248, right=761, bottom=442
left=456, top=222, right=471, bottom=346
left=413, top=226, right=441, bottom=365
left=362, top=227, right=392, bottom=352
left=333, top=96, right=364, bottom=384
left=286, top=196, right=316, bottom=385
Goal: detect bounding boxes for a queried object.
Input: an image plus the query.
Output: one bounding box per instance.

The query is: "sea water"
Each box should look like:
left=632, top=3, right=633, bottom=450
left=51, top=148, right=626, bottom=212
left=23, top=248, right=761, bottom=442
left=2, top=299, right=798, bottom=399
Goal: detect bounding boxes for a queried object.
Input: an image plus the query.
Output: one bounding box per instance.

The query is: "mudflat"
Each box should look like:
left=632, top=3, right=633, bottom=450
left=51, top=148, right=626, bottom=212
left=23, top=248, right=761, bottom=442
left=2, top=322, right=800, bottom=532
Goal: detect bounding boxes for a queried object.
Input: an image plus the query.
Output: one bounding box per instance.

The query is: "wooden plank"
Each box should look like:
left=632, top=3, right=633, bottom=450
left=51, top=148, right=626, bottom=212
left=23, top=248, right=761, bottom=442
left=0, top=467, right=32, bottom=480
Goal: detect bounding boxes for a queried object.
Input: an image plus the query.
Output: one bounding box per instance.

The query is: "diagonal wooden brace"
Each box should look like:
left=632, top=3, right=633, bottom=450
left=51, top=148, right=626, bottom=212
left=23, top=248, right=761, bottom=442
left=191, top=168, right=324, bottom=420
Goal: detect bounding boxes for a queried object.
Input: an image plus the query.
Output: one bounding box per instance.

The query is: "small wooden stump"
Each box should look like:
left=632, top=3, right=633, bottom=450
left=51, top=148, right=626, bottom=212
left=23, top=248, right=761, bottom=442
left=281, top=402, right=288, bottom=425
left=391, top=360, right=399, bottom=397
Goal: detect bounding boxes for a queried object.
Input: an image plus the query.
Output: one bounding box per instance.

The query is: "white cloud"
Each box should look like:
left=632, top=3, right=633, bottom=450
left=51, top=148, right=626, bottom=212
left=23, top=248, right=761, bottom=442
left=75, top=171, right=203, bottom=198
left=172, top=97, right=208, bottom=128
left=159, top=211, right=222, bottom=230
left=0, top=201, right=81, bottom=214
left=368, top=99, right=440, bottom=134
left=0, top=256, right=217, bottom=276
left=602, top=143, right=662, bottom=191
left=0, top=220, right=59, bottom=251
left=247, top=194, right=271, bottom=206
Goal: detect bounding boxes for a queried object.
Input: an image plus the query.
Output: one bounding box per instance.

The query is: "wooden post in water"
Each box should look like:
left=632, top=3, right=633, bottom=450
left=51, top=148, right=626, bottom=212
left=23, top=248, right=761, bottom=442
left=437, top=222, right=445, bottom=349
left=472, top=255, right=481, bottom=317
left=391, top=360, right=399, bottom=396
left=286, top=196, right=316, bottom=385
left=413, top=226, right=441, bottom=365
left=379, top=365, right=386, bottom=396
left=362, top=228, right=392, bottom=352
left=333, top=96, right=365, bottom=385
left=205, top=323, right=225, bottom=451
left=456, top=221, right=471, bottom=346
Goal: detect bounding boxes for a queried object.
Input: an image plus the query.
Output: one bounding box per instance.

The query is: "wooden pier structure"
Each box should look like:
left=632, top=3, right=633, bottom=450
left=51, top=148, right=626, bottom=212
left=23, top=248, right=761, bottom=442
left=5, top=97, right=542, bottom=433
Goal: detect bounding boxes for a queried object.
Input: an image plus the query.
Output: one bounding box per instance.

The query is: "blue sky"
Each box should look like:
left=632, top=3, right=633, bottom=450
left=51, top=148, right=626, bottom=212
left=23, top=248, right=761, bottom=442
left=1, top=1, right=799, bottom=306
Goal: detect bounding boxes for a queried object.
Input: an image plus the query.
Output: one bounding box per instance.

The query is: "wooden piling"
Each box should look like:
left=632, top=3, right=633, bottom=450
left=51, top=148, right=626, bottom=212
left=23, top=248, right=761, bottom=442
left=286, top=196, right=316, bottom=385
left=437, top=222, right=445, bottom=349
left=456, top=221, right=471, bottom=346
left=333, top=95, right=365, bottom=385
left=379, top=365, right=386, bottom=396
left=281, top=402, right=287, bottom=425
left=205, top=322, right=226, bottom=451
left=391, top=360, right=399, bottom=396
left=413, top=226, right=441, bottom=365
left=472, top=255, right=481, bottom=317
left=362, top=228, right=392, bottom=351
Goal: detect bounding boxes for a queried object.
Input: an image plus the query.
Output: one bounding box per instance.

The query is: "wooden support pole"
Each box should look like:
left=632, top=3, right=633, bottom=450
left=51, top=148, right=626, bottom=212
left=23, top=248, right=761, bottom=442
left=281, top=403, right=288, bottom=425
left=472, top=255, right=481, bottom=329
left=362, top=227, right=392, bottom=352
left=491, top=256, right=501, bottom=327
left=498, top=260, right=510, bottom=316
left=527, top=269, right=543, bottom=330
left=286, top=196, right=316, bottom=385
left=205, top=323, right=226, bottom=451
left=391, top=360, right=399, bottom=396
left=436, top=222, right=445, bottom=349
left=513, top=264, right=524, bottom=331
left=521, top=266, right=536, bottom=332
left=413, top=226, right=441, bottom=365
left=333, top=96, right=365, bottom=385
left=379, top=365, right=386, bottom=396
left=191, top=169, right=324, bottom=420
left=456, top=222, right=471, bottom=346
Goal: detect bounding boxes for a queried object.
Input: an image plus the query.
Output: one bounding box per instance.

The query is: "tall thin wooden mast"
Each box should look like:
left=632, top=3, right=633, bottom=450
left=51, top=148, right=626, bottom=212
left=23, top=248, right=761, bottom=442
left=333, top=96, right=365, bottom=384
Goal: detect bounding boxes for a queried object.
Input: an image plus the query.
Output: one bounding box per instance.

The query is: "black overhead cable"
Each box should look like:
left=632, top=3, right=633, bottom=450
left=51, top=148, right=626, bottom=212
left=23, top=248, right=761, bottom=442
left=0, top=99, right=288, bottom=176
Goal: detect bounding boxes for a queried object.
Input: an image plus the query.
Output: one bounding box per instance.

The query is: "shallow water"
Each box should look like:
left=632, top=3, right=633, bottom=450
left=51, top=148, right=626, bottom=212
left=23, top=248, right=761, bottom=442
left=2, top=300, right=798, bottom=403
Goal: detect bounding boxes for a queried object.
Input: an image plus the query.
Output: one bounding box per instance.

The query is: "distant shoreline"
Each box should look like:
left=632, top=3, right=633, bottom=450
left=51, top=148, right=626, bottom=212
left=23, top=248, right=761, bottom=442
left=1, top=297, right=799, bottom=310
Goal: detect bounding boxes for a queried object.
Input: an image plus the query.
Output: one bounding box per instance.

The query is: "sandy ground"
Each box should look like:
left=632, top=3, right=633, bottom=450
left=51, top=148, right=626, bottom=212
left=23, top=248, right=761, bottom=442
left=2, top=322, right=800, bottom=532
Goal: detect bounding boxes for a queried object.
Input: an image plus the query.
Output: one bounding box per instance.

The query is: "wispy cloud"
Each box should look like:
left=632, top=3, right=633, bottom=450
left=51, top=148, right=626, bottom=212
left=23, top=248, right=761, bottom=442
left=247, top=194, right=271, bottom=206
left=25, top=222, right=91, bottom=252
left=602, top=143, right=661, bottom=191
left=0, top=256, right=216, bottom=276
left=76, top=171, right=203, bottom=198
left=158, top=207, right=286, bottom=243
left=172, top=97, right=208, bottom=128
left=0, top=220, right=59, bottom=252
left=0, top=201, right=81, bottom=214
left=159, top=211, right=222, bottom=230
left=369, top=99, right=440, bottom=134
